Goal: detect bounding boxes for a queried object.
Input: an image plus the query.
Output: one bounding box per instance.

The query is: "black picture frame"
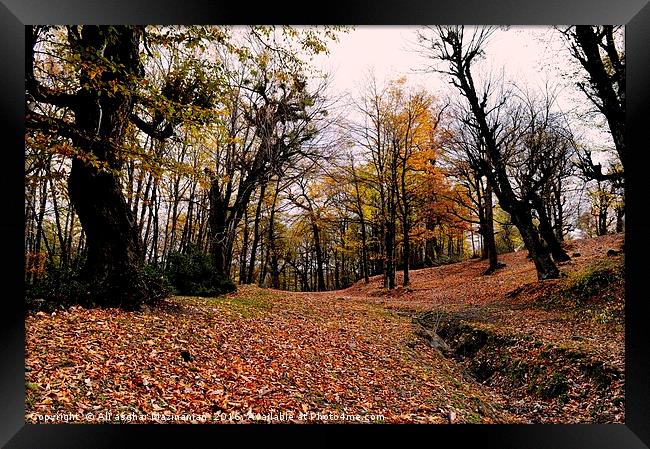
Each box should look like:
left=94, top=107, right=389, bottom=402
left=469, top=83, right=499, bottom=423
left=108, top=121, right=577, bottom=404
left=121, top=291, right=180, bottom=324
left=2, top=1, right=649, bottom=447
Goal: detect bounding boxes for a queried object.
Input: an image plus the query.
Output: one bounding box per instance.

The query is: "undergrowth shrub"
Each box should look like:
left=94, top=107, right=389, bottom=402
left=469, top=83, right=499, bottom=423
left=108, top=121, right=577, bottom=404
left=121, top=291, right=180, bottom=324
left=26, top=263, right=174, bottom=313
left=165, top=245, right=236, bottom=296
left=563, top=259, right=623, bottom=303
left=25, top=266, right=88, bottom=312
left=142, top=263, right=175, bottom=301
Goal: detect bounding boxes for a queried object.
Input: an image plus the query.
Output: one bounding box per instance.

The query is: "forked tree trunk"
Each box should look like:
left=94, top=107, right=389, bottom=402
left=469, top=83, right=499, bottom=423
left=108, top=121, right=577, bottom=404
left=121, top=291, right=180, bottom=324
left=510, top=206, right=559, bottom=280
left=531, top=194, right=570, bottom=262
left=66, top=26, right=149, bottom=309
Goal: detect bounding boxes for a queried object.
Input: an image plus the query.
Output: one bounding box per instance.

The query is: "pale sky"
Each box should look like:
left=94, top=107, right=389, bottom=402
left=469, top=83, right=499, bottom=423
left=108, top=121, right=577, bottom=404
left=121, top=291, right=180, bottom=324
left=311, top=26, right=575, bottom=107
left=309, top=25, right=614, bottom=158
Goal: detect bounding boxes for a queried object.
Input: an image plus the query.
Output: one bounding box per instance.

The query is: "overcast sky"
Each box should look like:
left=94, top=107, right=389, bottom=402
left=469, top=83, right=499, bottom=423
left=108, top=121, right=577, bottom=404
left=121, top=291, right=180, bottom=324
left=311, top=26, right=572, bottom=105
left=309, top=26, right=614, bottom=154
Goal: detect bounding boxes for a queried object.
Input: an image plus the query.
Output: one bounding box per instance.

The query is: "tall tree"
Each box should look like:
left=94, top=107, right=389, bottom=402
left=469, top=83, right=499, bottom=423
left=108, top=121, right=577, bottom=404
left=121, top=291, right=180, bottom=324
left=445, top=112, right=500, bottom=272
left=417, top=26, right=560, bottom=280
left=28, top=26, right=154, bottom=308
left=385, top=82, right=442, bottom=286
left=287, top=172, right=330, bottom=291
left=513, top=87, right=573, bottom=262
left=562, top=26, right=625, bottom=183
left=348, top=156, right=370, bottom=283
left=350, top=75, right=396, bottom=288
left=205, top=27, right=336, bottom=282
left=27, top=25, right=221, bottom=308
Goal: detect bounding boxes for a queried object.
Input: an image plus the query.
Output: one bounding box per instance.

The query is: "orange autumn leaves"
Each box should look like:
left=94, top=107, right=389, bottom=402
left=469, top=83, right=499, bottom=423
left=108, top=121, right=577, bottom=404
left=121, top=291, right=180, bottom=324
left=379, top=78, right=472, bottom=244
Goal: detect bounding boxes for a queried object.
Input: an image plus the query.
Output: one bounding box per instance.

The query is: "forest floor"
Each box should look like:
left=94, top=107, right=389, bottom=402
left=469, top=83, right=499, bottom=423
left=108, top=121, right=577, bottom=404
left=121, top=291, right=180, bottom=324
left=25, top=234, right=625, bottom=424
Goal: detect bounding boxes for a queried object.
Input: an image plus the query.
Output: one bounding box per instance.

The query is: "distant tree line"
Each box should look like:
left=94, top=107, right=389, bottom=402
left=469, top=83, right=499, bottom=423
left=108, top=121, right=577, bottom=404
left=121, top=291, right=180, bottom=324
left=25, top=25, right=625, bottom=310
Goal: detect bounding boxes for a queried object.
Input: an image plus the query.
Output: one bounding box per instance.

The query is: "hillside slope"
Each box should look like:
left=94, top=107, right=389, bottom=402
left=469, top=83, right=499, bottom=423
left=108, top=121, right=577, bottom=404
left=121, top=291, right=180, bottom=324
left=338, top=233, right=625, bottom=422
left=25, top=235, right=624, bottom=424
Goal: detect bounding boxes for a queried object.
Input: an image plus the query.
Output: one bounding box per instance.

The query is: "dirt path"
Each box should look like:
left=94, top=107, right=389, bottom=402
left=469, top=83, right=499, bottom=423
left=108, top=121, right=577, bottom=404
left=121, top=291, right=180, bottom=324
left=25, top=234, right=624, bottom=424
left=25, top=286, right=517, bottom=424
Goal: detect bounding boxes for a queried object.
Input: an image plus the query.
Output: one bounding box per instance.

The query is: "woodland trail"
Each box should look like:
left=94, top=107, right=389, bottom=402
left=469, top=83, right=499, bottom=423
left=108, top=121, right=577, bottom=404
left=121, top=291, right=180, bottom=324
left=26, top=284, right=515, bottom=423
left=25, top=234, right=624, bottom=424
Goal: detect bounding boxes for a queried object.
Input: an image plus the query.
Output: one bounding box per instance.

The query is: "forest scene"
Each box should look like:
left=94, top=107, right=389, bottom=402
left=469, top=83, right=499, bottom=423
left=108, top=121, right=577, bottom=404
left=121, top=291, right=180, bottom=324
left=25, top=25, right=625, bottom=424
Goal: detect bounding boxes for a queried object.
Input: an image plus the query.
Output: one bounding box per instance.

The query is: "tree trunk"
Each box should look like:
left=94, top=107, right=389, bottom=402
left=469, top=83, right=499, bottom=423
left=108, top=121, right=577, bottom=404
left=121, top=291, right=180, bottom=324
left=470, top=229, right=476, bottom=257
left=270, top=251, right=280, bottom=289
left=142, top=177, right=156, bottom=262
left=65, top=26, right=149, bottom=309
left=359, top=216, right=369, bottom=283
left=615, top=205, right=624, bottom=233
left=259, top=179, right=282, bottom=288
left=384, top=218, right=396, bottom=289
left=138, top=172, right=153, bottom=232
left=74, top=230, right=85, bottom=271
left=165, top=175, right=182, bottom=260
left=247, top=182, right=267, bottom=283
left=510, top=206, right=559, bottom=280
left=476, top=176, right=488, bottom=261
left=531, top=194, right=570, bottom=262
left=301, top=251, right=310, bottom=291
left=62, top=204, right=74, bottom=269
left=208, top=173, right=262, bottom=282
left=258, top=241, right=269, bottom=288
left=352, top=164, right=370, bottom=284
left=150, top=179, right=161, bottom=263
left=208, top=182, right=230, bottom=278
left=483, top=181, right=500, bottom=272
left=179, top=180, right=197, bottom=255
left=48, top=176, right=69, bottom=268
left=239, top=207, right=250, bottom=284
left=402, top=215, right=410, bottom=287
left=552, top=180, right=564, bottom=241
left=34, top=167, right=49, bottom=257
left=267, top=191, right=281, bottom=289
left=312, top=220, right=326, bottom=291
left=69, top=159, right=148, bottom=308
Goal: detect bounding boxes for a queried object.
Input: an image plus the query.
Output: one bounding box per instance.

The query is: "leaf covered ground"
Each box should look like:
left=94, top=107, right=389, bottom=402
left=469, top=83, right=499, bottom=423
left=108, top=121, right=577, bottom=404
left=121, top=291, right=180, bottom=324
left=346, top=233, right=625, bottom=423
left=25, top=234, right=624, bottom=424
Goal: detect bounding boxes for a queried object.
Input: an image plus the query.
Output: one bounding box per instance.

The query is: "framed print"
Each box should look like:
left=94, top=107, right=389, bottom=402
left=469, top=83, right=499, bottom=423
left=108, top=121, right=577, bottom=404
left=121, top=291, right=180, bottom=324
left=3, top=0, right=650, bottom=447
